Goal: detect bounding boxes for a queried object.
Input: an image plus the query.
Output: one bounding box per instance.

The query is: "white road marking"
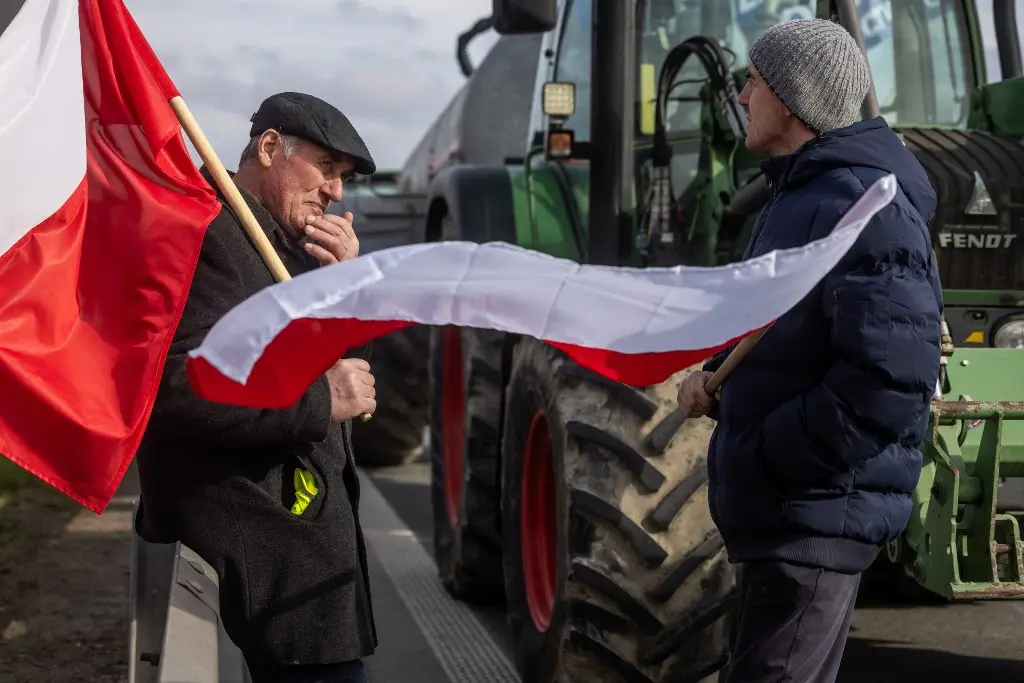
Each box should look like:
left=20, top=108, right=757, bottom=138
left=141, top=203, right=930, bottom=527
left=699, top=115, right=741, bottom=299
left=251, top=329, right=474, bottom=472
left=357, top=470, right=519, bottom=683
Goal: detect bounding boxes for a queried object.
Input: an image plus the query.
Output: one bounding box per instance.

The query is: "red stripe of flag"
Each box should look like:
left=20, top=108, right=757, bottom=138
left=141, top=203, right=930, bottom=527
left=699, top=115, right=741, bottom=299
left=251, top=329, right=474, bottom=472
left=0, top=0, right=220, bottom=513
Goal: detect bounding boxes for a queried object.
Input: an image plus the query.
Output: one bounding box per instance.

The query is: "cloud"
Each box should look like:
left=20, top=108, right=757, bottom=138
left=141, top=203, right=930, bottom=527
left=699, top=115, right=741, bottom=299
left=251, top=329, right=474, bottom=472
left=7, top=1, right=1016, bottom=173
left=125, top=0, right=499, bottom=170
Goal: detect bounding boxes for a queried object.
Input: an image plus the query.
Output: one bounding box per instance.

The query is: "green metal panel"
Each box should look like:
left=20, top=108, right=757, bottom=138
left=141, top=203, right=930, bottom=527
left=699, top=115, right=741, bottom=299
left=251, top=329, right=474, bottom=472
left=944, top=290, right=1024, bottom=308
left=967, top=77, right=1024, bottom=138
left=898, top=348, right=1024, bottom=599
left=942, top=349, right=1024, bottom=466
left=507, top=162, right=587, bottom=261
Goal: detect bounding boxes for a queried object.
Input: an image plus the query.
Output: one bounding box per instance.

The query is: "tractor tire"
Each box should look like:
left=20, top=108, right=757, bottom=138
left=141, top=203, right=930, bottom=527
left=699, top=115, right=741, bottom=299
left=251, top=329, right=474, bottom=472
left=501, top=338, right=736, bottom=683
left=338, top=179, right=430, bottom=469
left=428, top=326, right=506, bottom=603
left=347, top=325, right=430, bottom=468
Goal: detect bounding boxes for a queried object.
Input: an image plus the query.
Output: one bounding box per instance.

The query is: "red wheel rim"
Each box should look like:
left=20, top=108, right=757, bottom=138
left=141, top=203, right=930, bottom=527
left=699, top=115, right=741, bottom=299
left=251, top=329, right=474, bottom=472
left=441, top=327, right=465, bottom=527
left=521, top=408, right=557, bottom=632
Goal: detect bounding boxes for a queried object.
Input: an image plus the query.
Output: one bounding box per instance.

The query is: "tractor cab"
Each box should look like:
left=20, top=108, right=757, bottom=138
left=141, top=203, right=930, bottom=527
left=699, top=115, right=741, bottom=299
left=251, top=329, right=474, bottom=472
left=498, top=0, right=1024, bottom=348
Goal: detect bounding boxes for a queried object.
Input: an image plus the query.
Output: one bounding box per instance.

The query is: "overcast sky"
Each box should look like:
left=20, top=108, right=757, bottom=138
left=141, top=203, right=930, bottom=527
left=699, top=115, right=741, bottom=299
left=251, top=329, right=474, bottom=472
left=3, top=1, right=1015, bottom=173
left=121, top=0, right=1015, bottom=173
left=124, top=0, right=499, bottom=171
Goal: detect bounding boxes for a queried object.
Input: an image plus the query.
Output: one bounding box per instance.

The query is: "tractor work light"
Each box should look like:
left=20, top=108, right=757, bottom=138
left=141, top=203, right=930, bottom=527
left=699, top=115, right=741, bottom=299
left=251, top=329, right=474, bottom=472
left=542, top=82, right=575, bottom=118
left=547, top=129, right=574, bottom=158
left=993, top=316, right=1024, bottom=348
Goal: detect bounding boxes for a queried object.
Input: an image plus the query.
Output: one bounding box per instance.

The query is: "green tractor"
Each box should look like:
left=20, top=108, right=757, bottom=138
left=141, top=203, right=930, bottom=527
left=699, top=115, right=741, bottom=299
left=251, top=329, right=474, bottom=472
left=392, top=0, right=1024, bottom=680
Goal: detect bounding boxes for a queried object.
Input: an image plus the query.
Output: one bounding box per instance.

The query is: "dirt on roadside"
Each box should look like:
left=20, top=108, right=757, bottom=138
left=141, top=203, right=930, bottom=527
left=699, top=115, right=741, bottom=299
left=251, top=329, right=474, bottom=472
left=0, top=465, right=134, bottom=683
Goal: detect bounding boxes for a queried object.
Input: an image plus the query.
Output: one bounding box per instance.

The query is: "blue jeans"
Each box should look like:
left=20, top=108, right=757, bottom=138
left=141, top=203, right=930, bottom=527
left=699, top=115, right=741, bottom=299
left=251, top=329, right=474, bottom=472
left=247, top=659, right=368, bottom=683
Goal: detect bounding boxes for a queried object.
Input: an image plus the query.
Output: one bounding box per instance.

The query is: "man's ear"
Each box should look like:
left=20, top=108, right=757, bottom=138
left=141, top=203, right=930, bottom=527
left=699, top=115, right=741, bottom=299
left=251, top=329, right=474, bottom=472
left=256, top=129, right=281, bottom=168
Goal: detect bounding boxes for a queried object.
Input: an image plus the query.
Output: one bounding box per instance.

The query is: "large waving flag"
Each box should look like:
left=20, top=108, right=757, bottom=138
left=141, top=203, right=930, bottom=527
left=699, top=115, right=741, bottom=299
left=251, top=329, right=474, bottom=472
left=0, top=0, right=220, bottom=512
left=186, top=174, right=898, bottom=408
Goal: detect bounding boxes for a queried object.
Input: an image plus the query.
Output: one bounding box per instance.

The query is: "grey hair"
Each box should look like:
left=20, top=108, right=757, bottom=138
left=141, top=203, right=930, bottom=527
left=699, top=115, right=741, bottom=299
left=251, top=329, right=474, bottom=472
left=237, top=132, right=299, bottom=168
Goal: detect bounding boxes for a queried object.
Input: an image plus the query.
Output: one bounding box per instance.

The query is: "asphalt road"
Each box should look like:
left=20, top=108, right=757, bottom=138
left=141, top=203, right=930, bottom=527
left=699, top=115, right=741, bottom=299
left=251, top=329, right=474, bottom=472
left=360, top=459, right=1024, bottom=683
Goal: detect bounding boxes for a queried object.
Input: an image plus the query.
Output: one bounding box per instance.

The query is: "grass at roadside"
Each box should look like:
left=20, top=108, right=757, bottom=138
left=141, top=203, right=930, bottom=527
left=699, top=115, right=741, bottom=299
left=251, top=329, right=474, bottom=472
left=0, top=459, right=32, bottom=537
left=0, top=457, right=35, bottom=496
left=0, top=459, right=78, bottom=540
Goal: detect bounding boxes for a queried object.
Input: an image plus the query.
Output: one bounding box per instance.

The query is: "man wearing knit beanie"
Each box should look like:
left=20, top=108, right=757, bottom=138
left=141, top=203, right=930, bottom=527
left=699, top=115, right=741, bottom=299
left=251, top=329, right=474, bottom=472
left=741, top=18, right=873, bottom=152
left=678, top=18, right=944, bottom=683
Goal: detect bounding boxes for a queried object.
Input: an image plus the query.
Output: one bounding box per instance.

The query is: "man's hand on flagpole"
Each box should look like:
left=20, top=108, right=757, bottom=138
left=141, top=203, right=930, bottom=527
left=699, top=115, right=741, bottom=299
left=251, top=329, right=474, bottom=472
left=326, top=358, right=376, bottom=423
left=677, top=371, right=715, bottom=418
left=304, top=211, right=359, bottom=264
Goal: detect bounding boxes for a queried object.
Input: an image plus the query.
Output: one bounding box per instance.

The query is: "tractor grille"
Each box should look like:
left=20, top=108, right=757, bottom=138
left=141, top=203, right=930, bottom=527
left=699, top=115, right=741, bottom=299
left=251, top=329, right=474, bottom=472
left=900, top=127, right=1024, bottom=291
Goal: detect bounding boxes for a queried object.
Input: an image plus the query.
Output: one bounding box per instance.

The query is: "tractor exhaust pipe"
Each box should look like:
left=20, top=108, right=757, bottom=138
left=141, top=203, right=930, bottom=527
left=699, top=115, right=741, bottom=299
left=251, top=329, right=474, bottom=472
left=993, top=0, right=1023, bottom=79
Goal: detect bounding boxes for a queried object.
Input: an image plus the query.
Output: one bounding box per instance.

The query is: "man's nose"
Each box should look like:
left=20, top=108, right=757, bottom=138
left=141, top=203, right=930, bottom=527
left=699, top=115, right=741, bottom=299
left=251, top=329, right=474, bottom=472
left=738, top=82, right=751, bottom=107
left=323, top=177, right=343, bottom=203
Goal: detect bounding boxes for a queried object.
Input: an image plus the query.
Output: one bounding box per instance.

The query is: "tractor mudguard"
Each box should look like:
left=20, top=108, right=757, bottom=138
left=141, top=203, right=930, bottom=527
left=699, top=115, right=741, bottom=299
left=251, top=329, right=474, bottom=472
left=425, top=164, right=519, bottom=244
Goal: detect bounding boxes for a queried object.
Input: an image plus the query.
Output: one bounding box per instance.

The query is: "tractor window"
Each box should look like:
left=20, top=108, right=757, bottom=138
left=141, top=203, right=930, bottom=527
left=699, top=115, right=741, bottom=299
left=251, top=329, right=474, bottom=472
left=922, top=0, right=973, bottom=126
left=639, top=0, right=812, bottom=135
left=863, top=0, right=974, bottom=127
left=639, top=0, right=975, bottom=134
left=552, top=0, right=592, bottom=142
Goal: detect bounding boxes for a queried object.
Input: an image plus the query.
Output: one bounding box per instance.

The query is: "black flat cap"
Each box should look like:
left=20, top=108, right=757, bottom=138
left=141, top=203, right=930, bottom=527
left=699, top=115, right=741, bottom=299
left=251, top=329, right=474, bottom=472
left=249, top=92, right=376, bottom=175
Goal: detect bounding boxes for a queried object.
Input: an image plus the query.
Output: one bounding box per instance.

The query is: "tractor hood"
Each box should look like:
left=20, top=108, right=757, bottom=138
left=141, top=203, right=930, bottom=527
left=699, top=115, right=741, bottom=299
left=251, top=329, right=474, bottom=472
left=763, top=116, right=1024, bottom=293
left=898, top=126, right=1024, bottom=293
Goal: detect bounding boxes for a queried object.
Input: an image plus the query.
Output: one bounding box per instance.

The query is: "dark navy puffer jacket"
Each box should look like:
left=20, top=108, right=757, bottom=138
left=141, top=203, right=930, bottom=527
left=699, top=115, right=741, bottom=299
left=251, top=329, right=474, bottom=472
left=703, top=117, right=943, bottom=573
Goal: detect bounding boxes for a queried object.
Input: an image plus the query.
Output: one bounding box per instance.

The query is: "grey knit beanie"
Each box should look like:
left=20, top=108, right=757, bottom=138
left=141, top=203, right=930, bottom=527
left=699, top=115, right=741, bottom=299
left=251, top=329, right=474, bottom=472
left=748, top=18, right=871, bottom=135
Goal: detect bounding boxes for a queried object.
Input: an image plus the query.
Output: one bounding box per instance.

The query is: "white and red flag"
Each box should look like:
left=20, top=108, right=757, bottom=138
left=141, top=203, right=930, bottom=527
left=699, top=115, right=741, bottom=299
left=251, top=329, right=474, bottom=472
left=186, top=174, right=898, bottom=408
left=0, top=0, right=220, bottom=512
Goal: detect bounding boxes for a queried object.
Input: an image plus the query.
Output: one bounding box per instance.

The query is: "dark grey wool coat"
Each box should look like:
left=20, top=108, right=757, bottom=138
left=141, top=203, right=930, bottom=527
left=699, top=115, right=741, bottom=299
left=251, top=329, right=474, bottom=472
left=134, top=168, right=376, bottom=667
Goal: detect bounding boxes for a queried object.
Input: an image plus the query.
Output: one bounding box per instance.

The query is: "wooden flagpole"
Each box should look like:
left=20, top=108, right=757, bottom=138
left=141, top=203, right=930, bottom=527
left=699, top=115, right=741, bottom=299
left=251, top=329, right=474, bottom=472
left=704, top=327, right=768, bottom=396
left=170, top=97, right=291, bottom=283
left=169, top=95, right=373, bottom=421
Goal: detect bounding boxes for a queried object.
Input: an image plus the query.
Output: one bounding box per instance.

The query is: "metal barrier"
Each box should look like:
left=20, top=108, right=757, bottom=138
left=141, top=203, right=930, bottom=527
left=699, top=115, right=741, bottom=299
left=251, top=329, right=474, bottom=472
left=129, top=502, right=250, bottom=683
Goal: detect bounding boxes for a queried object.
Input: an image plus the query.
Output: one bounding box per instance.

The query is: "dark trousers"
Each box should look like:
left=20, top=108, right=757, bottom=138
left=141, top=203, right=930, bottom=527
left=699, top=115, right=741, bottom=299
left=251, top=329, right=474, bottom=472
left=725, top=561, right=860, bottom=683
left=246, top=659, right=368, bottom=683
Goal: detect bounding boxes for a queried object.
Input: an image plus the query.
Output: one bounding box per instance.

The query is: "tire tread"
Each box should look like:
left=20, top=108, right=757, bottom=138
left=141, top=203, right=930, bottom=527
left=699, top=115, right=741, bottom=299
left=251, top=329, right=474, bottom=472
left=502, top=339, right=736, bottom=682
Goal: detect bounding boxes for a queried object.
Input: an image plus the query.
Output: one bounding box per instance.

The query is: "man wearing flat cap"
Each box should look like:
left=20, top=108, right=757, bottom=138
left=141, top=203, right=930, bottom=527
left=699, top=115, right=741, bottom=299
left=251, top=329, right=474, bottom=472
left=135, top=92, right=380, bottom=683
